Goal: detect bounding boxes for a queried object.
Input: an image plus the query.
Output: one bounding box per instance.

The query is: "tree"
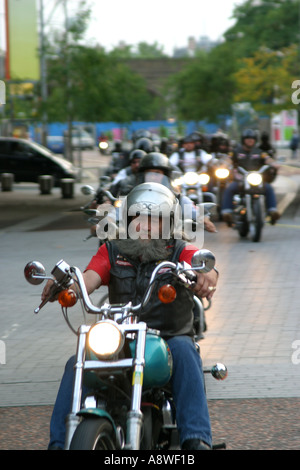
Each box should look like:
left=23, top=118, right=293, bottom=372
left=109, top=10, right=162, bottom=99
left=46, top=46, right=159, bottom=122
left=166, top=46, right=238, bottom=123
left=234, top=44, right=300, bottom=114
left=109, top=41, right=167, bottom=59
left=167, top=0, right=300, bottom=124
left=224, top=0, right=299, bottom=57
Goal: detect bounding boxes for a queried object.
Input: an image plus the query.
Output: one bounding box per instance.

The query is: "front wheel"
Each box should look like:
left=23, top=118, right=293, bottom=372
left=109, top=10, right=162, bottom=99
left=70, top=418, right=116, bottom=450
left=250, top=198, right=264, bottom=242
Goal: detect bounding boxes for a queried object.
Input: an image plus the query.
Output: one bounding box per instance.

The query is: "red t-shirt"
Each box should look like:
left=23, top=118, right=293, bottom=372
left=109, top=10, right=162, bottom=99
left=85, top=242, right=199, bottom=285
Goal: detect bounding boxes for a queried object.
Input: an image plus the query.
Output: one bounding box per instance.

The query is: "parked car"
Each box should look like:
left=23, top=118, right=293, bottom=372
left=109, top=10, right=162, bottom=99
left=46, top=136, right=64, bottom=154
left=0, top=137, right=79, bottom=185
left=46, top=130, right=95, bottom=154
left=71, top=129, right=95, bottom=149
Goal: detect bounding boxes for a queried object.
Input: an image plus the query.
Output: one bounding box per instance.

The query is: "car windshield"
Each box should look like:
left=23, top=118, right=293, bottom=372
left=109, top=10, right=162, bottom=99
left=28, top=140, right=55, bottom=155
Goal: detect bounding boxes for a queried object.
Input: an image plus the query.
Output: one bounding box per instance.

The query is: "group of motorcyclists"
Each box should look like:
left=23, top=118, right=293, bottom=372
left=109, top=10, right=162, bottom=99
left=93, top=127, right=280, bottom=232
left=43, top=126, right=280, bottom=451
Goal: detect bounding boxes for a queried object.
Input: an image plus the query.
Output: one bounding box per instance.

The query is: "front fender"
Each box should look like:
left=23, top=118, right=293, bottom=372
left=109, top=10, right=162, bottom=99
left=77, top=408, right=116, bottom=432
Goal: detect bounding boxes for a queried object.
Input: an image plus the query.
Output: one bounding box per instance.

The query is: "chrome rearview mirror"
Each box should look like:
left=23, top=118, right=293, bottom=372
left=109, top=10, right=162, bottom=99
left=191, top=249, right=215, bottom=273
left=24, top=261, right=46, bottom=285
left=201, top=202, right=216, bottom=215
left=211, top=363, right=228, bottom=380
left=81, top=185, right=95, bottom=196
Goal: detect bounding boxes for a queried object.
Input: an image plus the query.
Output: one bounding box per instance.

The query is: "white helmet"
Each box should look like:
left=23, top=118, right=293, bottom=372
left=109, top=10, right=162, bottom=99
left=120, top=182, right=181, bottom=239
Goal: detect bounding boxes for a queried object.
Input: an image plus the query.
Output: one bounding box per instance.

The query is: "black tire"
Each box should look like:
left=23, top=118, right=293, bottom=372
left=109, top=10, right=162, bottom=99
left=70, top=417, right=116, bottom=450
left=238, top=215, right=249, bottom=238
left=250, top=198, right=263, bottom=242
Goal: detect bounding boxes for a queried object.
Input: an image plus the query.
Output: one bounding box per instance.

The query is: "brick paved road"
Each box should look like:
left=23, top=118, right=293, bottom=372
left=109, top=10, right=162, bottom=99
left=1, top=155, right=300, bottom=449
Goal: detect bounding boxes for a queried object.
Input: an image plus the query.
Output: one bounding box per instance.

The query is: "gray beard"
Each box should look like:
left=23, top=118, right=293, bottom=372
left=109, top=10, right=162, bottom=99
left=114, top=238, right=172, bottom=263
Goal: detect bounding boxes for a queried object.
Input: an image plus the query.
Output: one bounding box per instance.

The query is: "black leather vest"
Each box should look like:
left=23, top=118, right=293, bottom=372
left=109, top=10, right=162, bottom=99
left=106, top=240, right=194, bottom=338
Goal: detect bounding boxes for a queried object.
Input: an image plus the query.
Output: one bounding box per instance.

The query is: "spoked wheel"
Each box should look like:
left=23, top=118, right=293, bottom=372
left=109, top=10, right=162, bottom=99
left=70, top=418, right=116, bottom=450
left=249, top=198, right=264, bottom=242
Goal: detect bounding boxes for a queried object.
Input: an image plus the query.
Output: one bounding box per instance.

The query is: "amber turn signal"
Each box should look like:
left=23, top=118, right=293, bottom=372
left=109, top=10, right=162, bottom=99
left=158, top=284, right=177, bottom=303
left=58, top=289, right=77, bottom=307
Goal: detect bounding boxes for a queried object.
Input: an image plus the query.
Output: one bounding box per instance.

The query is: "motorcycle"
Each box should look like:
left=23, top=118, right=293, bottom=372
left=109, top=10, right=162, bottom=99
left=80, top=178, right=122, bottom=243
left=172, top=170, right=216, bottom=205
left=232, top=165, right=270, bottom=243
left=24, top=249, right=227, bottom=451
left=209, top=155, right=232, bottom=219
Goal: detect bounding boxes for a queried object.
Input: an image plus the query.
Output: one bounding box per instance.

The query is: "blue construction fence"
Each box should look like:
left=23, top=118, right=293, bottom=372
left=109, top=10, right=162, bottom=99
left=30, top=120, right=219, bottom=143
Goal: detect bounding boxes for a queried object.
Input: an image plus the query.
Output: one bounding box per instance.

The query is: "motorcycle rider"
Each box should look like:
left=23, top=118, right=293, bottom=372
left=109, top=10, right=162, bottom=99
left=258, top=131, right=276, bottom=159
left=134, top=136, right=158, bottom=153
left=110, top=151, right=217, bottom=233
left=104, top=140, right=130, bottom=178
left=110, top=149, right=146, bottom=187
left=42, top=182, right=219, bottom=450
left=169, top=134, right=212, bottom=173
left=221, top=129, right=280, bottom=225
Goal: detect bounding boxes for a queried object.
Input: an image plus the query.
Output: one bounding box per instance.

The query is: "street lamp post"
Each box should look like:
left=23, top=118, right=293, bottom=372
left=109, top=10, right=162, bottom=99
left=39, top=0, right=48, bottom=147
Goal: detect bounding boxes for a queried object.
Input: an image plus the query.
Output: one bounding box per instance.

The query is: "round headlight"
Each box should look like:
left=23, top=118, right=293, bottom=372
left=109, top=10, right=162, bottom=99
left=88, top=320, right=124, bottom=359
left=198, top=173, right=210, bottom=185
left=215, top=168, right=230, bottom=179
left=99, top=141, right=108, bottom=149
left=247, top=173, right=262, bottom=186
left=172, top=177, right=183, bottom=188
left=183, top=172, right=199, bottom=185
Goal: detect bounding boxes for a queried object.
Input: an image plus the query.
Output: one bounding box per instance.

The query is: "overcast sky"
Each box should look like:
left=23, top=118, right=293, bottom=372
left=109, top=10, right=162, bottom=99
left=83, top=0, right=244, bottom=54
left=0, top=0, right=245, bottom=54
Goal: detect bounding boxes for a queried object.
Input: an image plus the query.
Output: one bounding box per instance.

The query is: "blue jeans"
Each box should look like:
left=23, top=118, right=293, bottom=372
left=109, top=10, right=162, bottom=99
left=221, top=181, right=277, bottom=212
left=48, top=336, right=212, bottom=449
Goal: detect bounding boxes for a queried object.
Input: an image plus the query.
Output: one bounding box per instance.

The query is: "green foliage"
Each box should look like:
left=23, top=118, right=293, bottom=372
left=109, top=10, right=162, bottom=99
left=169, top=0, right=300, bottom=122
left=45, top=46, right=159, bottom=123
left=234, top=45, right=300, bottom=114
left=109, top=42, right=167, bottom=59
left=225, top=0, right=299, bottom=56
left=9, top=0, right=300, bottom=126
left=167, top=47, right=238, bottom=123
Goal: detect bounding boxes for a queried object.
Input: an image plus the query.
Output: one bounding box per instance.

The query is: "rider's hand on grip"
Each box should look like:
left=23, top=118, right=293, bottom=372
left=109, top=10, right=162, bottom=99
left=37, top=280, right=62, bottom=313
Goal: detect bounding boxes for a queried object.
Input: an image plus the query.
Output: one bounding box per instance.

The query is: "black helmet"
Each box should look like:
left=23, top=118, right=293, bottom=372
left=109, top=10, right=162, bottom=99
left=129, top=149, right=147, bottom=163
left=190, top=131, right=203, bottom=143
left=182, top=134, right=195, bottom=144
left=132, top=129, right=152, bottom=142
left=134, top=137, right=154, bottom=153
left=139, top=152, right=173, bottom=177
left=242, top=129, right=257, bottom=142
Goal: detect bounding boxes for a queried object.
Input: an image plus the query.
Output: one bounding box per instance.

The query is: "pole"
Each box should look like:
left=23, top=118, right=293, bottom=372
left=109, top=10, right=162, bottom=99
left=4, top=0, right=10, bottom=80
left=39, top=0, right=48, bottom=146
left=63, top=0, right=73, bottom=163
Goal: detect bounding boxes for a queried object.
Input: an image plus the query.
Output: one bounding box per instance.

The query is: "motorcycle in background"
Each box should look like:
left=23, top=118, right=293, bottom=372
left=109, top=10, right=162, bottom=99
left=232, top=165, right=270, bottom=242
left=80, top=178, right=121, bottom=243
left=172, top=170, right=216, bottom=205
left=209, top=154, right=232, bottom=219
left=24, top=249, right=227, bottom=451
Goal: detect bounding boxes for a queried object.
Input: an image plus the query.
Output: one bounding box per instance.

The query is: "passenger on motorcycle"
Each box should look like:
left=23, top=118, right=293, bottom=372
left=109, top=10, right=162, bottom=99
left=221, top=129, right=280, bottom=225
left=42, top=182, right=219, bottom=451
left=169, top=134, right=212, bottom=173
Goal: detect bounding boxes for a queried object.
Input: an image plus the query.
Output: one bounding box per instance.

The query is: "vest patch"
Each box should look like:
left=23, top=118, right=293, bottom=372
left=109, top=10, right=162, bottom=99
left=116, top=259, right=133, bottom=267
left=116, top=255, right=133, bottom=267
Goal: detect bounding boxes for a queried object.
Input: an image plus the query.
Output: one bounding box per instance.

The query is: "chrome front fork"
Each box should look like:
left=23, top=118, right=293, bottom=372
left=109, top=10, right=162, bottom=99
left=64, top=322, right=148, bottom=451
left=64, top=325, right=89, bottom=450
